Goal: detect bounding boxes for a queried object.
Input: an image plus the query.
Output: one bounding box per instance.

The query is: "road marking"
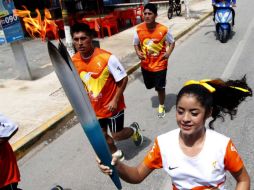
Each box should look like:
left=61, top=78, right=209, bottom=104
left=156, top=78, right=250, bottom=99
left=40, top=63, right=52, bottom=69
left=221, top=17, right=254, bottom=79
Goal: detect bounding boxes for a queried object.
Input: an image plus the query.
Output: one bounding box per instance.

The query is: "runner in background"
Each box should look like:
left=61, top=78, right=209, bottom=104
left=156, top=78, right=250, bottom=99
left=71, top=23, right=143, bottom=161
left=133, top=3, right=175, bottom=118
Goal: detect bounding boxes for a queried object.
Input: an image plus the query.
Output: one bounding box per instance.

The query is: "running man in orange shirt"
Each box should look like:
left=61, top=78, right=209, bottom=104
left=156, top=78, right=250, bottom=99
left=134, top=3, right=175, bottom=118
left=98, top=76, right=251, bottom=190
left=71, top=23, right=143, bottom=160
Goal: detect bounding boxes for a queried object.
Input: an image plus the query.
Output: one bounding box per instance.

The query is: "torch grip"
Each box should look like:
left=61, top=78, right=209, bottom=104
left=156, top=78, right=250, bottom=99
left=82, top=120, right=122, bottom=189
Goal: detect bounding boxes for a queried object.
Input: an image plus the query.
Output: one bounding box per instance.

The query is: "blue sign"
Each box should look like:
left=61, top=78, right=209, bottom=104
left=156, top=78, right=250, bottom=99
left=103, top=0, right=125, bottom=5
left=0, top=25, right=5, bottom=44
left=0, top=36, right=5, bottom=44
left=0, top=0, right=24, bottom=43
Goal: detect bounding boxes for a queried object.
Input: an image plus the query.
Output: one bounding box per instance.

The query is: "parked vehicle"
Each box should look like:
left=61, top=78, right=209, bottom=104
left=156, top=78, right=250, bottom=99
left=214, top=1, right=233, bottom=43
left=168, top=0, right=181, bottom=19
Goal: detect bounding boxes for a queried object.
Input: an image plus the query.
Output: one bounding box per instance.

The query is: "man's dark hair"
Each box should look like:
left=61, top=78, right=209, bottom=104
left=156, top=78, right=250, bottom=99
left=144, top=3, right=158, bottom=15
left=71, top=23, right=94, bottom=37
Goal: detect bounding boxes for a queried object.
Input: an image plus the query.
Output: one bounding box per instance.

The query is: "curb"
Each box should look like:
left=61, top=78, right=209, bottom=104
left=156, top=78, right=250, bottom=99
left=14, top=10, right=213, bottom=160
left=174, top=11, right=213, bottom=41
left=14, top=106, right=73, bottom=160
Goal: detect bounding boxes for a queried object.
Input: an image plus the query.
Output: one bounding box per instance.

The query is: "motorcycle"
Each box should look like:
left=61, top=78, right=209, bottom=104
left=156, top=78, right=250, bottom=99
left=214, top=2, right=233, bottom=43
left=167, top=0, right=182, bottom=19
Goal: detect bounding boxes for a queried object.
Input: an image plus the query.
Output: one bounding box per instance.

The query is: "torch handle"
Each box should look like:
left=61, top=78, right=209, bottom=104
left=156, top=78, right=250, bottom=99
left=82, top=120, right=122, bottom=189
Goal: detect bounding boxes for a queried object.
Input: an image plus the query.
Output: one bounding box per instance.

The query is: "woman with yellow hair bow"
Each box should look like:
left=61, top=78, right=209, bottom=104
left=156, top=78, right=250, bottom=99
left=97, top=76, right=251, bottom=190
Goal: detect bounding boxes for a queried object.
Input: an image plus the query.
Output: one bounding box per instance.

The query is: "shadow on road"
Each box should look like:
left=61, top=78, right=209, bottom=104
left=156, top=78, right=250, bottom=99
left=151, top=93, right=177, bottom=113
left=116, top=136, right=152, bottom=160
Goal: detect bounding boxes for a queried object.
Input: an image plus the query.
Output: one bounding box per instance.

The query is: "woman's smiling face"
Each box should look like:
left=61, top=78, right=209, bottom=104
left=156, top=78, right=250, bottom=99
left=176, top=94, right=207, bottom=136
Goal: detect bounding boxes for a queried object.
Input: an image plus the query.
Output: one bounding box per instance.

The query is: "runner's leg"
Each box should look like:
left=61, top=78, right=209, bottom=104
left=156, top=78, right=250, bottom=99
left=99, top=118, right=117, bottom=153
left=0, top=183, right=19, bottom=190
left=109, top=111, right=133, bottom=141
left=109, top=111, right=143, bottom=146
left=155, top=70, right=167, bottom=118
left=158, top=89, right=166, bottom=105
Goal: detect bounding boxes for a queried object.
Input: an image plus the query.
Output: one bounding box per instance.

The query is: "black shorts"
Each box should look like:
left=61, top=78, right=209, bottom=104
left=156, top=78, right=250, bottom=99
left=98, top=110, right=124, bottom=133
left=0, top=183, right=20, bottom=190
left=141, top=68, right=167, bottom=91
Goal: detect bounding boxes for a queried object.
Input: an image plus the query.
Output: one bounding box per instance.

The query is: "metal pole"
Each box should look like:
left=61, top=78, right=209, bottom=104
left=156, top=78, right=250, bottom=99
left=61, top=0, right=75, bottom=56
left=143, top=0, right=149, bottom=4
left=10, top=41, right=33, bottom=80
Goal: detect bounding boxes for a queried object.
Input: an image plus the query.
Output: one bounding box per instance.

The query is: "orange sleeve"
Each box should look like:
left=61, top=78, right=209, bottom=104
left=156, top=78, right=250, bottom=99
left=224, top=140, right=243, bottom=173
left=143, top=138, right=163, bottom=169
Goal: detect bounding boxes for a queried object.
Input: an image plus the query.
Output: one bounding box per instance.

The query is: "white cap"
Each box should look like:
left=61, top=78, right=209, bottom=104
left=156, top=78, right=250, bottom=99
left=0, top=113, right=18, bottom=138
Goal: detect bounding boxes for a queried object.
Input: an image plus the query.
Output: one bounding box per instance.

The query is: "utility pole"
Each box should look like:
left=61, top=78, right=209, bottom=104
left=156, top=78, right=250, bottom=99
left=1, top=0, right=32, bottom=80
left=10, top=41, right=32, bottom=80
left=60, top=0, right=75, bottom=56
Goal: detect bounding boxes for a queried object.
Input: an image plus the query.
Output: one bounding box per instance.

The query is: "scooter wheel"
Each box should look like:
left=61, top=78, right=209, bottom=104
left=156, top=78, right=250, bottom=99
left=175, top=4, right=181, bottom=16
left=168, top=6, right=174, bottom=19
left=218, top=27, right=228, bottom=43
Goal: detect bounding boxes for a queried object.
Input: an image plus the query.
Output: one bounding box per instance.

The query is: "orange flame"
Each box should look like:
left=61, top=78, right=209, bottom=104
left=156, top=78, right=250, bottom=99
left=14, top=6, right=60, bottom=41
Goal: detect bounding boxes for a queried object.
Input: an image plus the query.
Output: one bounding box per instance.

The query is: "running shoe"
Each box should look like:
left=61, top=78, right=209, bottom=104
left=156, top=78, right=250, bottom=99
left=112, top=149, right=125, bottom=161
left=51, top=185, right=63, bottom=190
left=158, top=105, right=166, bottom=118
left=130, top=122, right=143, bottom=146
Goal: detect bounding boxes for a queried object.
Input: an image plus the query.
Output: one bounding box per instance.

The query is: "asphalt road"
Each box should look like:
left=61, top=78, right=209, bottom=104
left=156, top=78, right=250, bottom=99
left=18, top=0, right=254, bottom=189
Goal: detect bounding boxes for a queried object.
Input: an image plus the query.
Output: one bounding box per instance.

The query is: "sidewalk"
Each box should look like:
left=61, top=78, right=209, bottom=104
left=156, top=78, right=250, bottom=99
left=0, top=0, right=212, bottom=159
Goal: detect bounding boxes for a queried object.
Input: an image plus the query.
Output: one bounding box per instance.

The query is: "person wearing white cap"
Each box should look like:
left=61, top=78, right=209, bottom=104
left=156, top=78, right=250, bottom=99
left=0, top=113, right=21, bottom=190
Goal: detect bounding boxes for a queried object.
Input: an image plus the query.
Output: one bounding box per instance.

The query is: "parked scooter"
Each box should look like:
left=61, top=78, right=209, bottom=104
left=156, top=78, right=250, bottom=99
left=167, top=0, right=181, bottom=19
left=214, top=1, right=233, bottom=43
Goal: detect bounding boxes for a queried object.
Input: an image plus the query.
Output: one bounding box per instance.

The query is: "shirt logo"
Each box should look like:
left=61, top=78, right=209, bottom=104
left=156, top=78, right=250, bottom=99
left=97, top=61, right=102, bottom=68
left=168, top=166, right=178, bottom=170
left=231, top=144, right=237, bottom=152
left=0, top=122, right=6, bottom=127
left=212, top=161, right=218, bottom=169
left=116, top=66, right=122, bottom=72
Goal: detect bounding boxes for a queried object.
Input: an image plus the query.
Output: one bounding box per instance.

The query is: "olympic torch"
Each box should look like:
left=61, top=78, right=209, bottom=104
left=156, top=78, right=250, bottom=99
left=47, top=40, right=122, bottom=189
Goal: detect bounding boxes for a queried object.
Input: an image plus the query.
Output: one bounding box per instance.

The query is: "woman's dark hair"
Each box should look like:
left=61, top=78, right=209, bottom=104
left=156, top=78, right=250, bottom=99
left=144, top=3, right=158, bottom=15
left=70, top=23, right=94, bottom=37
left=176, top=76, right=252, bottom=129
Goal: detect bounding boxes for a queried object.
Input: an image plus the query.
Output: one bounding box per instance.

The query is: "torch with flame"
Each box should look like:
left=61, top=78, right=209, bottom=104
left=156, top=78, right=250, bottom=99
left=14, top=6, right=60, bottom=41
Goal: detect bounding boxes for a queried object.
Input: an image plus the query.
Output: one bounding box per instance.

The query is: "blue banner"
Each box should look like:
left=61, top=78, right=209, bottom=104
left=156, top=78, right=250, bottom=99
left=0, top=24, right=4, bottom=44
left=103, top=0, right=125, bottom=5
left=0, top=0, right=24, bottom=43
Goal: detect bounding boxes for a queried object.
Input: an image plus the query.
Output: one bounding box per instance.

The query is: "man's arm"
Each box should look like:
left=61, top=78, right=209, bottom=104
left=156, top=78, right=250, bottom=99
left=134, top=45, right=146, bottom=60
left=163, top=41, right=175, bottom=60
left=162, top=30, right=175, bottom=60
left=133, top=31, right=146, bottom=60
left=106, top=55, right=128, bottom=112
left=107, top=76, right=128, bottom=112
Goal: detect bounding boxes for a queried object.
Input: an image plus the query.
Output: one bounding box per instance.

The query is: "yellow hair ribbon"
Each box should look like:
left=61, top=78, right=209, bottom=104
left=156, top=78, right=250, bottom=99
left=184, top=79, right=216, bottom=93
left=229, top=86, right=250, bottom=93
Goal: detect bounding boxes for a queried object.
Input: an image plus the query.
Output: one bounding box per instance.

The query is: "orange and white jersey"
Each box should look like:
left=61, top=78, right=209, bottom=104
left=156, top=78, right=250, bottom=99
left=72, top=48, right=126, bottom=118
left=144, top=128, right=243, bottom=190
left=133, top=22, right=174, bottom=72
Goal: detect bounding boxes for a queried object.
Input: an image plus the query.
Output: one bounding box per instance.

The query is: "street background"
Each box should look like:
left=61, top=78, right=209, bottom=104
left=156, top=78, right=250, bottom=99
left=1, top=0, right=254, bottom=189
